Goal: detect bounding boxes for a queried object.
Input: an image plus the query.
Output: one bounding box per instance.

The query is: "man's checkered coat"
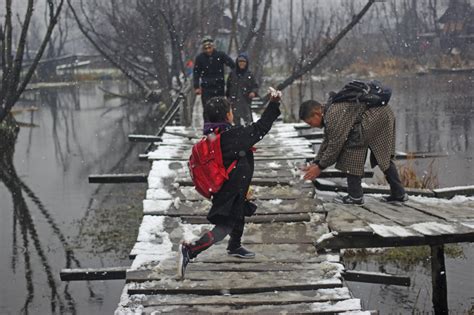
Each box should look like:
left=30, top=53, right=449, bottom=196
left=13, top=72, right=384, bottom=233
left=316, top=102, right=396, bottom=176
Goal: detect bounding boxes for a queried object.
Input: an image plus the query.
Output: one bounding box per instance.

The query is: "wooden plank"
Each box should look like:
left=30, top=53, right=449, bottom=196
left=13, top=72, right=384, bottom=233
left=316, top=227, right=474, bottom=250
left=321, top=169, right=373, bottom=178
left=147, top=153, right=312, bottom=161
left=146, top=184, right=315, bottom=201
left=88, top=173, right=147, bottom=183
left=60, top=267, right=128, bottom=281
left=176, top=177, right=293, bottom=187
left=143, top=198, right=324, bottom=216
left=127, top=277, right=343, bottom=295
left=130, top=242, right=335, bottom=264
left=362, top=200, right=438, bottom=226
left=404, top=199, right=474, bottom=221
left=342, top=270, right=410, bottom=286
left=341, top=205, right=398, bottom=225
left=431, top=245, right=448, bottom=314
left=297, top=128, right=325, bottom=139
left=433, top=185, right=474, bottom=198
left=394, top=151, right=448, bottom=160
left=185, top=261, right=328, bottom=272
left=175, top=167, right=296, bottom=179
left=324, top=204, right=373, bottom=235
left=138, top=298, right=362, bottom=314
left=136, top=287, right=351, bottom=307
left=127, top=267, right=341, bottom=283
left=128, top=134, right=162, bottom=142
left=181, top=213, right=311, bottom=224
left=314, top=179, right=436, bottom=197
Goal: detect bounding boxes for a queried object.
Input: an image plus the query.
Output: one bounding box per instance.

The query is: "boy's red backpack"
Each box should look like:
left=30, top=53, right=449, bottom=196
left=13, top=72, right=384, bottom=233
left=188, top=129, right=237, bottom=199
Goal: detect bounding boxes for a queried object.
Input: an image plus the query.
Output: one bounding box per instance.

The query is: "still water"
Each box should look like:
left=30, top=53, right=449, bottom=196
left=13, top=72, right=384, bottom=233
left=286, top=72, right=474, bottom=313
left=0, top=81, right=161, bottom=315
left=0, top=74, right=473, bottom=314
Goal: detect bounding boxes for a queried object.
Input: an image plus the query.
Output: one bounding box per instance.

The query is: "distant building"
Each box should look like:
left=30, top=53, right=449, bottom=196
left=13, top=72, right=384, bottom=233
left=438, top=0, right=474, bottom=52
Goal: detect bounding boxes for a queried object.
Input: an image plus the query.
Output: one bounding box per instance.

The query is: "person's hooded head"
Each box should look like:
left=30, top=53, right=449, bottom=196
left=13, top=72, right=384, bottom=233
left=236, top=52, right=249, bottom=74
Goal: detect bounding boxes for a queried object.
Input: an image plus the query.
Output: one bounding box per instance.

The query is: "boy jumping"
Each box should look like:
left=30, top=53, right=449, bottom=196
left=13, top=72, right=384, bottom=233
left=177, top=92, right=281, bottom=280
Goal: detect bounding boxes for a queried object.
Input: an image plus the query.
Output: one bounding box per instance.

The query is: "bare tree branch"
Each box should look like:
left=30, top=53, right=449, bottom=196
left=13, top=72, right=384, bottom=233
left=275, top=0, right=376, bottom=92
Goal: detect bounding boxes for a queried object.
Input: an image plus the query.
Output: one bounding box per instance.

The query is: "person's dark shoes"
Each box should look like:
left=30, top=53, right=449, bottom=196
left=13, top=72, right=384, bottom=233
left=382, top=193, right=409, bottom=203
left=334, top=195, right=365, bottom=205
left=177, top=243, right=191, bottom=280
left=227, top=246, right=255, bottom=259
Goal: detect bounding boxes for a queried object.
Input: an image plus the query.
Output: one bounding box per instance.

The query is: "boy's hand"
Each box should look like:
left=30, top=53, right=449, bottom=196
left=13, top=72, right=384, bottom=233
left=302, top=164, right=321, bottom=181
left=268, top=87, right=282, bottom=102
left=248, top=92, right=256, bottom=99
left=246, top=187, right=254, bottom=200
left=195, top=88, right=202, bottom=95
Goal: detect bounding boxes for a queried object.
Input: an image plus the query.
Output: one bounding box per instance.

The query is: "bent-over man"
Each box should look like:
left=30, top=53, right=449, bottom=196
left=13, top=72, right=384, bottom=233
left=299, top=80, right=408, bottom=205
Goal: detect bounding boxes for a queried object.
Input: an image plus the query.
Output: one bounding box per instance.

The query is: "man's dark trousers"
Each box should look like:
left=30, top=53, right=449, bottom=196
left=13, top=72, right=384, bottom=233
left=347, top=160, right=405, bottom=198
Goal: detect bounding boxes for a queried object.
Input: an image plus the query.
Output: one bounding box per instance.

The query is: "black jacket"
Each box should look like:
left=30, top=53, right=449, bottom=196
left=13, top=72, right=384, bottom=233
left=207, top=101, right=281, bottom=225
left=193, top=50, right=235, bottom=95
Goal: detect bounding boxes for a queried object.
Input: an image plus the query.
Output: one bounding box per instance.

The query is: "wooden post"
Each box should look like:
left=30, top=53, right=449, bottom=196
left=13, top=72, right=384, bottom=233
left=430, top=244, right=448, bottom=314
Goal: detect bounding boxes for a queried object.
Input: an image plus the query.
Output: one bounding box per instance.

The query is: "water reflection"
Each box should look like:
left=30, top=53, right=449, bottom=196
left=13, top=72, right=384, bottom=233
left=0, top=118, right=81, bottom=314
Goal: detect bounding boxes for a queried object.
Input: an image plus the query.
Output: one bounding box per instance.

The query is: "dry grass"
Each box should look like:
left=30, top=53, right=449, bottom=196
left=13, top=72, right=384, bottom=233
left=397, top=157, right=439, bottom=189
left=343, top=56, right=421, bottom=77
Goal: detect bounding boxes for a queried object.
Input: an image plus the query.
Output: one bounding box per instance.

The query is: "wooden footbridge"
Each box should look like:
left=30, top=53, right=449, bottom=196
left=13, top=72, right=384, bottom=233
left=61, top=95, right=474, bottom=314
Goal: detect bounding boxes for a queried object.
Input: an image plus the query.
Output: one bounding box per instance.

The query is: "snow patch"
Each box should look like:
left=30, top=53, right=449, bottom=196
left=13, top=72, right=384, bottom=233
left=143, top=200, right=172, bottom=214
left=409, top=222, right=456, bottom=235
left=146, top=189, right=172, bottom=200
left=369, top=224, right=415, bottom=237
left=268, top=198, right=283, bottom=205
left=310, top=299, right=361, bottom=312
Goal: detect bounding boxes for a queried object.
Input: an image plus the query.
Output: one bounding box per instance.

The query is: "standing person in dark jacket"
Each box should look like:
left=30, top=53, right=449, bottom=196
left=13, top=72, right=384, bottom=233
left=177, top=91, right=282, bottom=280
left=226, top=52, right=258, bottom=126
left=193, top=37, right=235, bottom=122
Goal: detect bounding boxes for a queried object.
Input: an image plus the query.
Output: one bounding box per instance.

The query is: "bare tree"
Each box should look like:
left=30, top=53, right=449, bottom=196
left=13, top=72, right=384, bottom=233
left=67, top=0, right=226, bottom=106
left=0, top=0, right=65, bottom=123
left=274, top=0, right=376, bottom=93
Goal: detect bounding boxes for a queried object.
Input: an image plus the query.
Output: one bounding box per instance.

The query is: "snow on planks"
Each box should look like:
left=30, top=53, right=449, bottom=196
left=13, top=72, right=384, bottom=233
left=116, top=123, right=368, bottom=314
left=316, top=195, right=474, bottom=250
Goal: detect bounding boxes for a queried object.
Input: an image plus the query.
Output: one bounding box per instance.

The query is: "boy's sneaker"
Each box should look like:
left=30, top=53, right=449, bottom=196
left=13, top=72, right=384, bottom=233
left=334, top=195, right=364, bottom=205
left=177, top=243, right=191, bottom=280
left=227, top=246, right=255, bottom=259
left=382, top=193, right=409, bottom=203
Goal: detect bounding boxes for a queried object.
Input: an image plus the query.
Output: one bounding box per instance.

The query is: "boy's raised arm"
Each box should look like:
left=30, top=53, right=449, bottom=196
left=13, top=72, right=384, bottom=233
left=231, top=96, right=281, bottom=152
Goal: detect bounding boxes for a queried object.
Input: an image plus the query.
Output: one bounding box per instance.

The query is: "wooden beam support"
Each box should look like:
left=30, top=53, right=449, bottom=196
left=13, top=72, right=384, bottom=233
left=60, top=267, right=128, bottom=281
left=431, top=245, right=448, bottom=314
left=342, top=270, right=410, bottom=286
left=88, top=174, right=148, bottom=183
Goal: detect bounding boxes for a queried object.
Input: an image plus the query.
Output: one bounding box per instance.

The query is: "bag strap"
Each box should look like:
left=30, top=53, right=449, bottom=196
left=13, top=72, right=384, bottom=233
left=213, top=127, right=238, bottom=175
left=226, top=160, right=238, bottom=175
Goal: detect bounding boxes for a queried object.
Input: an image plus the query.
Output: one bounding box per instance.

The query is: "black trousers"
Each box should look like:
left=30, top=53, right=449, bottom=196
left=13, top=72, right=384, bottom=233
left=201, top=88, right=225, bottom=122
left=347, top=160, right=406, bottom=198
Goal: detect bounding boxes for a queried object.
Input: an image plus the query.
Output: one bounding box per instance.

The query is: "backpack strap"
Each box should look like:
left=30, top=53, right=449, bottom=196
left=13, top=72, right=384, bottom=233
left=213, top=127, right=238, bottom=176
left=226, top=160, right=238, bottom=175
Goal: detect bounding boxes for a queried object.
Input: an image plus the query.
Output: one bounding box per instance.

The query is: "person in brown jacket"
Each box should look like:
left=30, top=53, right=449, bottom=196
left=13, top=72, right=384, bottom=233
left=299, top=80, right=408, bottom=205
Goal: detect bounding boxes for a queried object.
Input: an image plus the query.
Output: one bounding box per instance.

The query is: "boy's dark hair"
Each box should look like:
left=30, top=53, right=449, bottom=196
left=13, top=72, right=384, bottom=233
left=204, top=97, right=231, bottom=122
left=299, top=100, right=322, bottom=120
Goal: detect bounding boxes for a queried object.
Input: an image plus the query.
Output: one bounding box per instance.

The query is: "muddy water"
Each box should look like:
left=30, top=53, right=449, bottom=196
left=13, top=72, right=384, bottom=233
left=0, top=73, right=473, bottom=314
